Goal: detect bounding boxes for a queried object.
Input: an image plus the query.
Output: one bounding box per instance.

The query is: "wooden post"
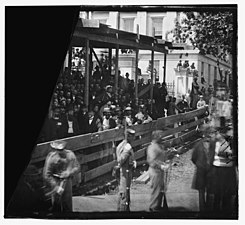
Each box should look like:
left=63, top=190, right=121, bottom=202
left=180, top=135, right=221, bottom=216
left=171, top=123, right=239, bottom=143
left=89, top=47, right=93, bottom=81
left=135, top=24, right=139, bottom=106
left=91, top=48, right=103, bottom=71
left=68, top=46, right=72, bottom=75
left=117, top=12, right=120, bottom=30
left=115, top=43, right=119, bottom=99
left=108, top=48, right=112, bottom=76
left=85, top=39, right=90, bottom=108
left=174, top=122, right=179, bottom=138
left=164, top=52, right=167, bottom=83
left=150, top=49, right=154, bottom=113
left=135, top=49, right=139, bottom=106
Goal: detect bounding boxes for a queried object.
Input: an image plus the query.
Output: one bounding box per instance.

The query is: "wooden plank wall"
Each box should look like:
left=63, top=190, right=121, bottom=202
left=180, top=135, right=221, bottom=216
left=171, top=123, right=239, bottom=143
left=31, top=107, right=208, bottom=184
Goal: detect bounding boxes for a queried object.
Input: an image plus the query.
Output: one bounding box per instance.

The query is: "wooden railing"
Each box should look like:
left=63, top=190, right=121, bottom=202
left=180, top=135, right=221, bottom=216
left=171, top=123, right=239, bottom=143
left=31, top=107, right=208, bottom=184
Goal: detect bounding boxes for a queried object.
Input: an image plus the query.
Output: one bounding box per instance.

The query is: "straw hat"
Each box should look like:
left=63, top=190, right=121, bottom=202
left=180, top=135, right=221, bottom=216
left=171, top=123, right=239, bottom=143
left=50, top=140, right=67, bottom=150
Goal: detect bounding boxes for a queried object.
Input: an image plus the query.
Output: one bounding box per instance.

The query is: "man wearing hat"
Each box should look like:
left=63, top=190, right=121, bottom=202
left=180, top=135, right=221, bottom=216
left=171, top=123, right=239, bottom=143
left=43, top=140, right=80, bottom=212
left=197, top=95, right=206, bottom=109
left=176, top=95, right=190, bottom=114
left=210, top=127, right=237, bottom=213
left=116, top=129, right=137, bottom=211
left=92, top=65, right=101, bottom=80
left=191, top=125, right=216, bottom=213
left=147, top=130, right=177, bottom=212
left=102, top=107, right=116, bottom=130
left=123, top=106, right=135, bottom=127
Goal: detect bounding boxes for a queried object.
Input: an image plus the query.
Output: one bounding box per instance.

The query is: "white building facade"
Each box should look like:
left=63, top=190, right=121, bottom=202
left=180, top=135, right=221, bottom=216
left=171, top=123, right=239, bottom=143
left=78, top=11, right=232, bottom=97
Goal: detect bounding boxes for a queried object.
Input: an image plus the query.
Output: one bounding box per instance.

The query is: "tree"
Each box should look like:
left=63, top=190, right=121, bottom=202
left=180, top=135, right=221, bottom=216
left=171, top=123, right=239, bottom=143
left=172, top=11, right=234, bottom=63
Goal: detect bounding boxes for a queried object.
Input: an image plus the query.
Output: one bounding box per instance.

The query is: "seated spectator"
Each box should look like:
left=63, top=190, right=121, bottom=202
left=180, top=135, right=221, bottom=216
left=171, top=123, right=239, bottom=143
left=87, top=109, right=103, bottom=133
left=114, top=106, right=124, bottom=128
left=102, top=107, right=117, bottom=130
left=66, top=106, right=80, bottom=137
left=123, top=107, right=135, bottom=127
left=40, top=108, right=68, bottom=142
left=197, top=95, right=206, bottom=109
left=141, top=106, right=153, bottom=124
left=77, top=104, right=89, bottom=135
left=167, top=97, right=177, bottom=116
left=134, top=105, right=145, bottom=124
left=176, top=95, right=190, bottom=113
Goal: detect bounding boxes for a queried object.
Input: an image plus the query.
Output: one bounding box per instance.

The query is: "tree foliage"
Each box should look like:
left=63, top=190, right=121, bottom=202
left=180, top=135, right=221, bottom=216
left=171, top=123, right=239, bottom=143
left=172, top=11, right=234, bottom=62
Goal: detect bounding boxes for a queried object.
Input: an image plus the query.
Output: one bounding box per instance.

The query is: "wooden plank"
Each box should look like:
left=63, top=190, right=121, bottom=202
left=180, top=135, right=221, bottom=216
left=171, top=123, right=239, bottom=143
left=134, top=147, right=147, bottom=160
left=32, top=108, right=207, bottom=162
left=84, top=160, right=117, bottom=182
left=84, top=147, right=147, bottom=183
left=155, top=107, right=207, bottom=129
left=132, top=135, right=151, bottom=147
left=161, top=128, right=198, bottom=148
left=138, top=85, right=151, bottom=98
left=77, top=148, right=115, bottom=165
left=135, top=171, right=150, bottom=184
left=155, top=117, right=205, bottom=141
left=73, top=30, right=153, bottom=51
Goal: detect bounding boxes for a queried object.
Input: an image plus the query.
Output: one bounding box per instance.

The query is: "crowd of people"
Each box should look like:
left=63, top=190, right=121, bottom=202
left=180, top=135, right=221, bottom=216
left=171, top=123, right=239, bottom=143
left=37, top=58, right=232, bottom=144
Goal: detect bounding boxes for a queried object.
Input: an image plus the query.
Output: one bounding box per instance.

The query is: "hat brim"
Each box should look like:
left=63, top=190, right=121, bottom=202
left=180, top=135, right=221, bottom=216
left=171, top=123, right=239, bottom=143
left=50, top=141, right=67, bottom=150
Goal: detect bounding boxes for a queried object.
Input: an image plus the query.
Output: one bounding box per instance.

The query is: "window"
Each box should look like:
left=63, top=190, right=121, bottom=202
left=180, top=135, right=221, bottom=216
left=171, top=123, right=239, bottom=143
left=123, top=18, right=135, bottom=32
left=208, top=64, right=211, bottom=84
left=154, top=60, right=160, bottom=82
left=152, top=17, right=163, bottom=38
left=214, top=66, right=217, bottom=80
left=201, top=62, right=204, bottom=76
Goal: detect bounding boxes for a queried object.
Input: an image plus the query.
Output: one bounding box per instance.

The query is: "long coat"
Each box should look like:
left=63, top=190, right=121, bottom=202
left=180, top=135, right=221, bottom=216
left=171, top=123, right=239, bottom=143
left=191, top=139, right=215, bottom=191
left=116, top=140, right=134, bottom=193
left=43, top=149, right=80, bottom=212
left=147, top=141, right=168, bottom=211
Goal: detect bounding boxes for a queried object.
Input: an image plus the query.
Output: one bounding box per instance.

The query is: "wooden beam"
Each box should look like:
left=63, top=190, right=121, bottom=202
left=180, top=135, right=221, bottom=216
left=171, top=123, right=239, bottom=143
left=108, top=48, right=112, bottom=76
left=135, top=49, right=139, bottom=105
left=163, top=53, right=167, bottom=83
left=84, top=160, right=117, bottom=182
left=31, top=108, right=207, bottom=162
left=115, top=44, right=119, bottom=99
left=73, top=30, right=167, bottom=53
left=135, top=24, right=139, bottom=106
left=68, top=46, right=72, bottom=74
left=85, top=39, right=90, bottom=108
left=138, top=85, right=151, bottom=98
left=91, top=48, right=103, bottom=71
left=150, top=50, right=154, bottom=113
left=84, top=146, right=147, bottom=182
left=77, top=147, right=115, bottom=165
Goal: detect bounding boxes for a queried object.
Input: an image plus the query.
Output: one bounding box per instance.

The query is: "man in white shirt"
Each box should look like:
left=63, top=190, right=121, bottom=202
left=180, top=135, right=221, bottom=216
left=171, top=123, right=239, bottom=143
left=197, top=95, right=206, bottom=109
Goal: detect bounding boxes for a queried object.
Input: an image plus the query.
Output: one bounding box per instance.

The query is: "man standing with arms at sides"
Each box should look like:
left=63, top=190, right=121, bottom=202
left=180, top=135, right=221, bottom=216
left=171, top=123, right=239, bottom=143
left=43, top=140, right=80, bottom=212
left=147, top=130, right=177, bottom=212
left=116, top=129, right=137, bottom=211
